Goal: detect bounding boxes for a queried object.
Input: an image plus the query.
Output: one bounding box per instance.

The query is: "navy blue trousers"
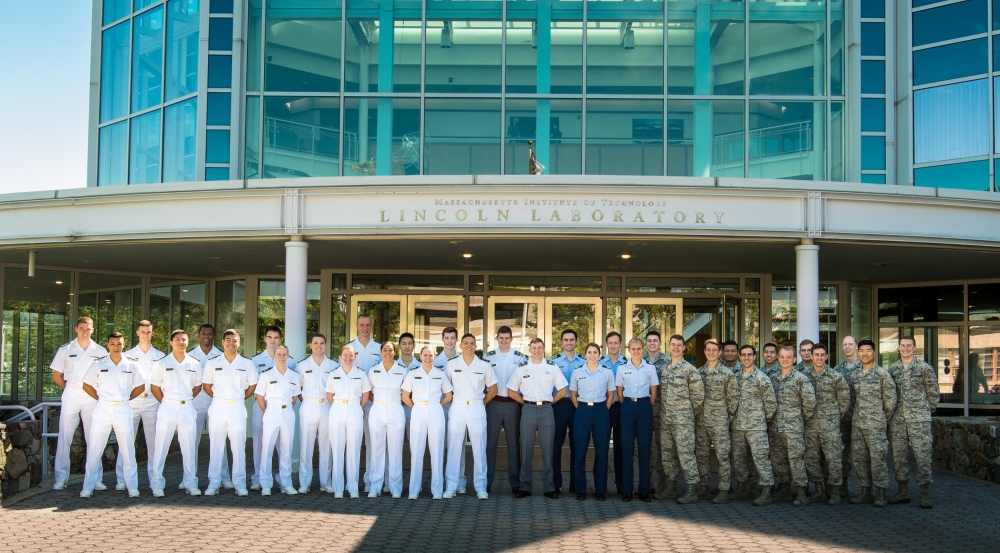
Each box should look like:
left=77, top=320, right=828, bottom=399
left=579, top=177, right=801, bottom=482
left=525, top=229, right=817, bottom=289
left=573, top=402, right=611, bottom=494
left=620, top=398, right=653, bottom=495
left=609, top=401, right=624, bottom=493
left=552, top=399, right=576, bottom=491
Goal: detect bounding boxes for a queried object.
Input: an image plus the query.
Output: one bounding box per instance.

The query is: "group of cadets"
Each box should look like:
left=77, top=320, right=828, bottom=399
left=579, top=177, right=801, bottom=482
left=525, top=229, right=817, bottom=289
left=49, top=315, right=939, bottom=509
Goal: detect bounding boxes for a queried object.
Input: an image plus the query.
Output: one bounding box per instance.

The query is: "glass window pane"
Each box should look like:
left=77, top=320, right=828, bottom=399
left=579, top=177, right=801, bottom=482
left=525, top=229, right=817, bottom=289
left=163, top=97, right=198, bottom=182
left=996, top=158, right=1000, bottom=191
left=245, top=95, right=260, bottom=178
left=914, top=160, right=990, bottom=190
left=426, top=20, right=502, bottom=93
left=346, top=1, right=423, bottom=93
left=207, top=92, right=232, bottom=125
left=208, top=17, right=234, bottom=51
left=506, top=15, right=584, bottom=94
left=770, top=284, right=838, bottom=351
left=587, top=17, right=664, bottom=94
left=912, top=0, right=941, bottom=6
left=263, top=96, right=340, bottom=177
left=247, top=0, right=262, bottom=91
left=850, top=286, right=872, bottom=340
left=98, top=121, right=129, bottom=186
left=878, top=285, right=965, bottom=323
left=265, top=0, right=342, bottom=92
left=861, top=22, right=884, bottom=56
left=104, top=0, right=130, bottom=25
left=861, top=135, right=885, bottom=170
left=77, top=274, right=144, bottom=350
left=210, top=0, right=235, bottom=13
left=748, top=100, right=826, bottom=180
left=912, top=0, right=988, bottom=47
left=970, top=326, right=1000, bottom=404
left=667, top=12, right=745, bottom=95
left=215, top=280, right=247, bottom=355
left=860, top=173, right=886, bottom=184
left=205, top=167, right=230, bottom=180
left=913, top=39, right=988, bottom=86
left=830, top=0, right=845, bottom=95
left=165, top=0, right=200, bottom=100
left=831, top=101, right=845, bottom=181
left=505, top=99, right=582, bottom=175
left=135, top=0, right=160, bottom=10
left=995, top=0, right=1000, bottom=30
left=970, top=283, right=1000, bottom=321
left=208, top=55, right=232, bottom=88
left=100, top=21, right=131, bottom=123
left=257, top=280, right=321, bottom=354
left=344, top=97, right=421, bottom=176
left=424, top=98, right=501, bottom=175
left=586, top=99, right=663, bottom=176
left=861, top=98, right=885, bottom=132
left=914, top=78, right=989, bottom=163
left=880, top=327, right=963, bottom=404
left=860, top=0, right=884, bottom=18
left=132, top=7, right=164, bottom=112
left=667, top=99, right=744, bottom=178
left=861, top=60, right=885, bottom=93
left=206, top=129, right=231, bottom=163
left=749, top=1, right=826, bottom=95
left=129, top=110, right=162, bottom=184
left=149, top=281, right=208, bottom=353
left=994, top=37, right=1000, bottom=71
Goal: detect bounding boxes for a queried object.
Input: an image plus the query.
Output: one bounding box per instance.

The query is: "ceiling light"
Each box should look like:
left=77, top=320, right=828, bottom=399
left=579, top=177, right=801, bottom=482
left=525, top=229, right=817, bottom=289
left=621, top=254, right=631, bottom=259
left=627, top=242, right=648, bottom=246
left=441, top=22, right=453, bottom=48
left=462, top=253, right=473, bottom=258
left=55, top=280, right=63, bottom=284
left=276, top=264, right=285, bottom=268
left=623, top=28, right=635, bottom=50
left=449, top=240, right=471, bottom=245
left=182, top=289, right=189, bottom=293
left=208, top=256, right=222, bottom=260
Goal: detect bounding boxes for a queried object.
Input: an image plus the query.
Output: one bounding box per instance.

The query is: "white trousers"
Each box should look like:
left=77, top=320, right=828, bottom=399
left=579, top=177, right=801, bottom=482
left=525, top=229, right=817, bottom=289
left=251, top=401, right=264, bottom=485
left=207, top=399, right=248, bottom=490
left=55, top=386, right=100, bottom=485
left=299, top=399, right=332, bottom=489
left=259, top=404, right=296, bottom=490
left=446, top=402, right=487, bottom=494
left=150, top=400, right=198, bottom=491
left=117, top=394, right=158, bottom=487
left=443, top=403, right=467, bottom=489
left=192, top=391, right=224, bottom=484
left=329, top=402, right=364, bottom=495
left=409, top=402, right=446, bottom=498
left=368, top=401, right=405, bottom=496
left=83, top=401, right=136, bottom=492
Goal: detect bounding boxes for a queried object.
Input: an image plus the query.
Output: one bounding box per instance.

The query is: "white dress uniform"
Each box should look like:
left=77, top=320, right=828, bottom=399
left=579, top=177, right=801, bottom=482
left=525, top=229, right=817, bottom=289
left=149, top=352, right=203, bottom=493
left=117, top=344, right=164, bottom=489
left=444, top=354, right=498, bottom=496
left=347, top=337, right=381, bottom=491
left=188, top=345, right=225, bottom=487
left=50, top=338, right=108, bottom=488
left=255, top=366, right=301, bottom=492
left=201, top=353, right=257, bottom=492
left=249, top=350, right=297, bottom=487
left=297, top=355, right=339, bottom=492
left=326, top=366, right=372, bottom=497
left=435, top=350, right=467, bottom=490
left=367, top=361, right=408, bottom=497
left=397, top=356, right=422, bottom=443
left=81, top=355, right=144, bottom=495
left=402, top=366, right=453, bottom=499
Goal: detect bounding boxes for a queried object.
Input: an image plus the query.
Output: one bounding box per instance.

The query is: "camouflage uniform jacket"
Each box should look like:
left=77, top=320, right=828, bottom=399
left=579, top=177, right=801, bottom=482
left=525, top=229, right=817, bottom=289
left=851, top=365, right=897, bottom=430
left=770, top=368, right=817, bottom=433
left=887, top=359, right=938, bottom=424
left=803, top=366, right=851, bottom=431
left=644, top=351, right=670, bottom=414
left=727, top=368, right=777, bottom=433
left=762, top=362, right=781, bottom=378
left=657, top=359, right=704, bottom=425
left=833, top=359, right=862, bottom=421
left=696, top=362, right=734, bottom=427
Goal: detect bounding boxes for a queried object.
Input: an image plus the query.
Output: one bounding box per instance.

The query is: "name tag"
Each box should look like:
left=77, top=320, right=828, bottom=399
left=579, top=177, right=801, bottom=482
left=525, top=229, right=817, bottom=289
left=215, top=368, right=223, bottom=371
left=333, top=377, right=341, bottom=380
left=166, top=368, right=174, bottom=372
left=432, top=377, right=441, bottom=380
left=415, top=377, right=423, bottom=380
left=474, top=372, right=483, bottom=375
left=69, top=354, right=77, bottom=358
left=270, top=380, right=277, bottom=384
left=351, top=377, right=361, bottom=380
left=100, top=369, right=109, bottom=373
left=258, top=364, right=266, bottom=367
left=523, top=375, right=531, bottom=379
left=237, top=369, right=245, bottom=372
left=579, top=376, right=587, bottom=380
left=305, top=370, right=313, bottom=373
left=454, top=370, right=462, bottom=373
left=186, top=369, right=196, bottom=373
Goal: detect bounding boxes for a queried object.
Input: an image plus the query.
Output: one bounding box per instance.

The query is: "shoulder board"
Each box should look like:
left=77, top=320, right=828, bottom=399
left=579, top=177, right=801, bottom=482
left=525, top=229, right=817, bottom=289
left=297, top=356, right=310, bottom=364
left=95, top=355, right=107, bottom=360
left=207, top=354, right=221, bottom=361
left=434, top=364, right=445, bottom=369
left=288, top=367, right=298, bottom=373
left=125, top=356, right=138, bottom=362
left=61, top=341, right=72, bottom=348
left=546, top=360, right=557, bottom=366
left=517, top=360, right=529, bottom=367
left=514, top=350, right=525, bottom=357
left=487, top=350, right=496, bottom=356
left=261, top=367, right=274, bottom=374
left=155, top=354, right=169, bottom=362
left=449, top=354, right=461, bottom=360
left=253, top=351, right=267, bottom=358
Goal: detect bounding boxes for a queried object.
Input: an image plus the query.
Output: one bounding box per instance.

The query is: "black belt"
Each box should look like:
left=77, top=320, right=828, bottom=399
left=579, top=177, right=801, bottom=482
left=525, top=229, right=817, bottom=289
left=626, top=397, right=650, bottom=402
left=524, top=401, right=552, bottom=406
left=493, top=396, right=517, bottom=403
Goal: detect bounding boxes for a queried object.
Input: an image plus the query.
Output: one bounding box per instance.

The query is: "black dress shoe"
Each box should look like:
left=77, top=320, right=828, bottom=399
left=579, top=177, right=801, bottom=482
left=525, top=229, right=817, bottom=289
left=544, top=492, right=560, bottom=499
left=511, top=486, right=519, bottom=495
left=555, top=487, right=562, bottom=494
left=515, top=490, right=532, bottom=499
left=596, top=493, right=607, bottom=501
left=622, top=494, right=633, bottom=502
left=639, top=493, right=652, bottom=503
left=576, top=494, right=586, bottom=501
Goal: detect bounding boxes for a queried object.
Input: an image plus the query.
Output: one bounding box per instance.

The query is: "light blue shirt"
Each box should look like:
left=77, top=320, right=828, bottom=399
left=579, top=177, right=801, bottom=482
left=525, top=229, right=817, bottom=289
left=570, top=365, right=616, bottom=403
left=550, top=351, right=586, bottom=396
left=599, top=354, right=627, bottom=377
left=507, top=360, right=568, bottom=403
left=615, top=359, right=660, bottom=399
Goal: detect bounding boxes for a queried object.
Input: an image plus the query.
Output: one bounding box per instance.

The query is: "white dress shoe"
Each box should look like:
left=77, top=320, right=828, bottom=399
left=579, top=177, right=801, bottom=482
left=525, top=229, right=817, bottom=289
left=408, top=495, right=417, bottom=500
left=186, top=487, right=202, bottom=496
left=442, top=491, right=454, bottom=499
left=115, top=482, right=127, bottom=491
left=79, top=490, right=92, bottom=498
left=457, top=486, right=466, bottom=495
left=152, top=489, right=165, bottom=497
left=432, top=494, right=442, bottom=500
left=281, top=487, right=298, bottom=495
left=320, top=486, right=333, bottom=493
left=297, top=486, right=310, bottom=494
left=250, top=483, right=261, bottom=491
left=94, top=482, right=107, bottom=491
left=128, top=489, right=140, bottom=498
left=222, top=480, right=235, bottom=490
left=261, top=488, right=272, bottom=496
left=204, top=488, right=218, bottom=496
left=478, top=491, right=488, bottom=500
left=52, top=482, right=66, bottom=490
left=392, top=493, right=402, bottom=499
left=178, top=482, right=186, bottom=490
left=350, top=493, right=360, bottom=499
left=364, top=484, right=370, bottom=493
left=236, top=489, right=249, bottom=497
left=334, top=492, right=344, bottom=499
left=368, top=492, right=379, bottom=498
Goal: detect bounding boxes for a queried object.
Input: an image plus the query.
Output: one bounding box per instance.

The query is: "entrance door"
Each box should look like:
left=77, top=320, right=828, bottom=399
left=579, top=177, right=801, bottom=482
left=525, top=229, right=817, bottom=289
left=350, top=295, right=465, bottom=352
left=545, top=298, right=603, bottom=357
left=486, top=297, right=602, bottom=356
left=351, top=295, right=406, bottom=344
left=487, top=297, right=542, bottom=354
left=624, top=298, right=684, bottom=346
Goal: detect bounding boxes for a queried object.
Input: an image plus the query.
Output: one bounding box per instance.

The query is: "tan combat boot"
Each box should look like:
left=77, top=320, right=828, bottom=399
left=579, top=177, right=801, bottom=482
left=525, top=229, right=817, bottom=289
left=872, top=487, right=888, bottom=508
left=729, top=482, right=748, bottom=500
left=888, top=482, right=910, bottom=504
left=712, top=488, right=730, bottom=504
left=808, top=482, right=827, bottom=503
left=677, top=484, right=699, bottom=505
left=827, top=484, right=840, bottom=505
left=850, top=486, right=872, bottom=504
left=919, top=483, right=932, bottom=509
left=839, top=481, right=849, bottom=498
left=792, top=485, right=809, bottom=507
left=653, top=480, right=678, bottom=500
left=772, top=483, right=791, bottom=501
left=751, top=485, right=771, bottom=506
left=697, top=476, right=711, bottom=499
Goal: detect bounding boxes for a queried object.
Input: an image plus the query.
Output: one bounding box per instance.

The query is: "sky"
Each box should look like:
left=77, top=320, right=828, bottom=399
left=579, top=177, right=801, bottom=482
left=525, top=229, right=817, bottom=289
left=0, top=2, right=92, bottom=193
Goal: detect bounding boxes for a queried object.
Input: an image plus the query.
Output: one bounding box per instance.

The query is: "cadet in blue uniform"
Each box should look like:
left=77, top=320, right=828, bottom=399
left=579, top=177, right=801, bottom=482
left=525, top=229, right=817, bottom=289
left=599, top=331, right=627, bottom=495
left=617, top=337, right=660, bottom=502
left=550, top=329, right=586, bottom=494
left=571, top=342, right=616, bottom=501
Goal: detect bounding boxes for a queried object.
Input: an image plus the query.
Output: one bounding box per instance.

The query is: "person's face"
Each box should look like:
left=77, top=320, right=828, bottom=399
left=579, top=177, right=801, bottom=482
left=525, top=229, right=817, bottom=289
left=529, top=341, right=544, bottom=359
left=399, top=337, right=414, bottom=356
left=629, top=342, right=644, bottom=359
left=562, top=333, right=577, bottom=353
left=763, top=346, right=778, bottom=365
left=858, top=345, right=875, bottom=365
left=107, top=337, right=125, bottom=356
left=275, top=348, right=289, bottom=365
left=740, top=348, right=756, bottom=369
left=812, top=348, right=828, bottom=368
left=340, top=347, right=357, bottom=366
left=170, top=333, right=189, bottom=353
left=381, top=342, right=396, bottom=361
left=357, top=317, right=372, bottom=338
left=842, top=337, right=857, bottom=358
left=669, top=338, right=684, bottom=358
left=461, top=336, right=477, bottom=354
left=199, top=327, right=215, bottom=348
left=420, top=348, right=435, bottom=364
left=705, top=344, right=720, bottom=364
left=899, top=339, right=915, bottom=359
left=496, top=333, right=512, bottom=350
left=606, top=335, right=621, bottom=355
left=646, top=335, right=661, bottom=354
left=799, top=344, right=813, bottom=361
left=136, top=325, right=153, bottom=345
left=76, top=321, right=94, bottom=341
left=723, top=345, right=738, bottom=363
left=311, top=337, right=326, bottom=356
left=443, top=332, right=458, bottom=351
left=778, top=349, right=795, bottom=369
left=223, top=333, right=240, bottom=355
left=264, top=331, right=281, bottom=349
left=585, top=346, right=601, bottom=363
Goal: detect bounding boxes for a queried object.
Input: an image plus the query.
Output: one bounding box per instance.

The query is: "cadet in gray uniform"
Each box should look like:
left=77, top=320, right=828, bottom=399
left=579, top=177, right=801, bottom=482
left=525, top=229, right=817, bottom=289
left=729, top=344, right=777, bottom=506
left=833, top=336, right=862, bottom=498
left=802, top=343, right=850, bottom=505
left=850, top=339, right=897, bottom=508
left=484, top=325, right=527, bottom=494
left=654, top=334, right=704, bottom=505
left=887, top=335, right=938, bottom=509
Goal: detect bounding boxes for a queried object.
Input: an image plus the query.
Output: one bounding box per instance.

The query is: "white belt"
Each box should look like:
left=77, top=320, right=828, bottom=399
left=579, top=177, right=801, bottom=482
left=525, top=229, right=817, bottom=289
left=417, top=401, right=430, bottom=405
left=65, top=381, right=85, bottom=390
left=334, top=399, right=357, bottom=405
left=304, top=398, right=326, bottom=403
left=163, top=398, right=191, bottom=405
left=99, top=399, right=126, bottom=406
left=213, top=398, right=241, bottom=404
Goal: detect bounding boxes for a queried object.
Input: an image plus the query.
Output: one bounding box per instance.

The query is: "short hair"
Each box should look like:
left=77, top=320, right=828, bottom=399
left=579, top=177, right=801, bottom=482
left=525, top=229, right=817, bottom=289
left=275, top=344, right=289, bottom=355
left=264, top=325, right=282, bottom=337
left=739, top=344, right=757, bottom=355
left=222, top=329, right=240, bottom=340
left=668, top=333, right=684, bottom=344
left=561, top=328, right=578, bottom=339
left=399, top=332, right=415, bottom=343
left=137, top=320, right=153, bottom=329
left=811, top=343, right=828, bottom=354
left=627, top=337, right=644, bottom=349
left=605, top=331, right=622, bottom=342
left=442, top=326, right=458, bottom=338
left=762, top=342, right=778, bottom=352
left=75, top=316, right=94, bottom=328
left=419, top=345, right=434, bottom=356
left=584, top=342, right=602, bottom=354
left=528, top=337, right=545, bottom=348
left=106, top=331, right=124, bottom=341
left=496, top=326, right=513, bottom=337
left=169, top=329, right=188, bottom=341
left=858, top=339, right=876, bottom=350
left=357, top=314, right=372, bottom=323
left=799, top=339, right=815, bottom=348
left=899, top=335, right=916, bottom=346
left=461, top=333, right=476, bottom=342
left=381, top=341, right=397, bottom=355
left=704, top=339, right=720, bottom=350
left=199, top=323, right=216, bottom=334
left=721, top=340, right=739, bottom=350
left=309, top=332, right=326, bottom=343
left=646, top=330, right=661, bottom=340
left=778, top=345, right=797, bottom=356
left=339, top=344, right=357, bottom=356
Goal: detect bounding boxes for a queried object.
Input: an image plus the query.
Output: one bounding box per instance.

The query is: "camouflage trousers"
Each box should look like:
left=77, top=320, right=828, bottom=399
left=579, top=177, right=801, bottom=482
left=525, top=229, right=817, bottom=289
left=731, top=430, right=774, bottom=487
left=840, top=420, right=853, bottom=483
left=660, top=422, right=699, bottom=485
left=889, top=420, right=934, bottom=485
left=852, top=426, right=889, bottom=489
left=695, top=423, right=732, bottom=490
left=651, top=414, right=668, bottom=489
left=803, top=426, right=844, bottom=486
left=769, top=431, right=808, bottom=487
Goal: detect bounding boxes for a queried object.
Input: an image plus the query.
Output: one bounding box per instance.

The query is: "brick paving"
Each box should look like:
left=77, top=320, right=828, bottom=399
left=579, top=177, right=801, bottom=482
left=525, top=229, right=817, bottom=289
left=2, top=443, right=998, bottom=553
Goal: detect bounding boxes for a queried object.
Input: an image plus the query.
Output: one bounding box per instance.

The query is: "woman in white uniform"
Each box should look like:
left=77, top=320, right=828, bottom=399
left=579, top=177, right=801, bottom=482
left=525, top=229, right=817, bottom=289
left=367, top=341, right=408, bottom=498
left=327, top=345, right=372, bottom=498
left=401, top=346, right=453, bottom=499
left=255, top=345, right=301, bottom=496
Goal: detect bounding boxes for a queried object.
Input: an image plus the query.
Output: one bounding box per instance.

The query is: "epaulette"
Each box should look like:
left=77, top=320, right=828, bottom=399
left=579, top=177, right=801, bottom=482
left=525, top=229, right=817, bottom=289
left=125, top=356, right=138, bottom=362
left=155, top=354, right=169, bottom=362
left=517, top=359, right=529, bottom=367
left=61, top=341, right=72, bottom=348
left=95, top=355, right=108, bottom=360
left=546, top=360, right=558, bottom=366
left=297, top=356, right=309, bottom=364
left=449, top=354, right=460, bottom=360
left=487, top=349, right=496, bottom=356
left=514, top=350, right=525, bottom=357
left=207, top=354, right=221, bottom=361
left=253, top=350, right=267, bottom=358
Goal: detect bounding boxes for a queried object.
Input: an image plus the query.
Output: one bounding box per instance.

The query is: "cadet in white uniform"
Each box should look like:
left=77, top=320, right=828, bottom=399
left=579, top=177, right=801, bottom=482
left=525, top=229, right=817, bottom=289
left=368, top=342, right=408, bottom=498
left=570, top=343, right=617, bottom=501
left=116, top=320, right=163, bottom=491
left=297, top=333, right=338, bottom=494
left=507, top=337, right=569, bottom=499
left=434, top=327, right=466, bottom=493
left=327, top=345, right=372, bottom=498
left=188, top=324, right=224, bottom=489
left=397, top=333, right=421, bottom=443
left=346, top=315, right=381, bottom=493
left=80, top=332, right=145, bottom=498
left=249, top=325, right=297, bottom=489
left=201, top=329, right=258, bottom=496
left=484, top=325, right=527, bottom=494
left=444, top=334, right=498, bottom=500
left=50, top=316, right=109, bottom=490
left=255, top=345, right=301, bottom=495
left=149, top=330, right=204, bottom=496
left=402, top=346, right=453, bottom=499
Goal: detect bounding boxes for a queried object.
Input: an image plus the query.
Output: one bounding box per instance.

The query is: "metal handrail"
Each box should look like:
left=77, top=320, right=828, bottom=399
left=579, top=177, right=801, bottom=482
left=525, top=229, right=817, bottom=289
left=0, top=405, right=35, bottom=421
left=6, top=401, right=60, bottom=475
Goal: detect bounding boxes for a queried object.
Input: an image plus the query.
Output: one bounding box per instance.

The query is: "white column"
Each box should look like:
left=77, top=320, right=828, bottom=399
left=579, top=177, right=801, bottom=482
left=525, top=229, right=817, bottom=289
left=795, top=239, right=820, bottom=346
left=285, top=236, right=308, bottom=467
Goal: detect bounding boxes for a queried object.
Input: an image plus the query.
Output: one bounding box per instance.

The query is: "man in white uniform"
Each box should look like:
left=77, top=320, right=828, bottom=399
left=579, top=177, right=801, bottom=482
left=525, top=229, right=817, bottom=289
left=484, top=325, right=527, bottom=494
left=347, top=315, right=381, bottom=492
left=50, top=316, right=108, bottom=491
left=149, top=330, right=204, bottom=497
left=188, top=324, right=228, bottom=489
left=298, top=333, right=338, bottom=493
left=80, top=332, right=145, bottom=498
left=444, top=334, right=498, bottom=500
left=255, top=345, right=301, bottom=496
left=249, top=325, right=296, bottom=490
left=434, top=326, right=467, bottom=493
left=397, top=333, right=421, bottom=443
left=201, top=329, right=258, bottom=496
left=116, top=320, right=163, bottom=491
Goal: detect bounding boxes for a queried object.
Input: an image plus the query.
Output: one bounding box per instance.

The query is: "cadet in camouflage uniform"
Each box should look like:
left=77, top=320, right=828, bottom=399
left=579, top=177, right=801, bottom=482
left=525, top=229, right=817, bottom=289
left=694, top=339, right=733, bottom=504
left=769, top=346, right=817, bottom=506
left=850, top=339, right=897, bottom=508
left=793, top=339, right=814, bottom=372
left=642, top=331, right=670, bottom=493
left=728, top=344, right=777, bottom=506
left=653, top=334, right=705, bottom=504
left=802, top=343, right=851, bottom=505
left=833, top=336, right=862, bottom=498
left=887, top=335, right=939, bottom=509
left=761, top=343, right=781, bottom=377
